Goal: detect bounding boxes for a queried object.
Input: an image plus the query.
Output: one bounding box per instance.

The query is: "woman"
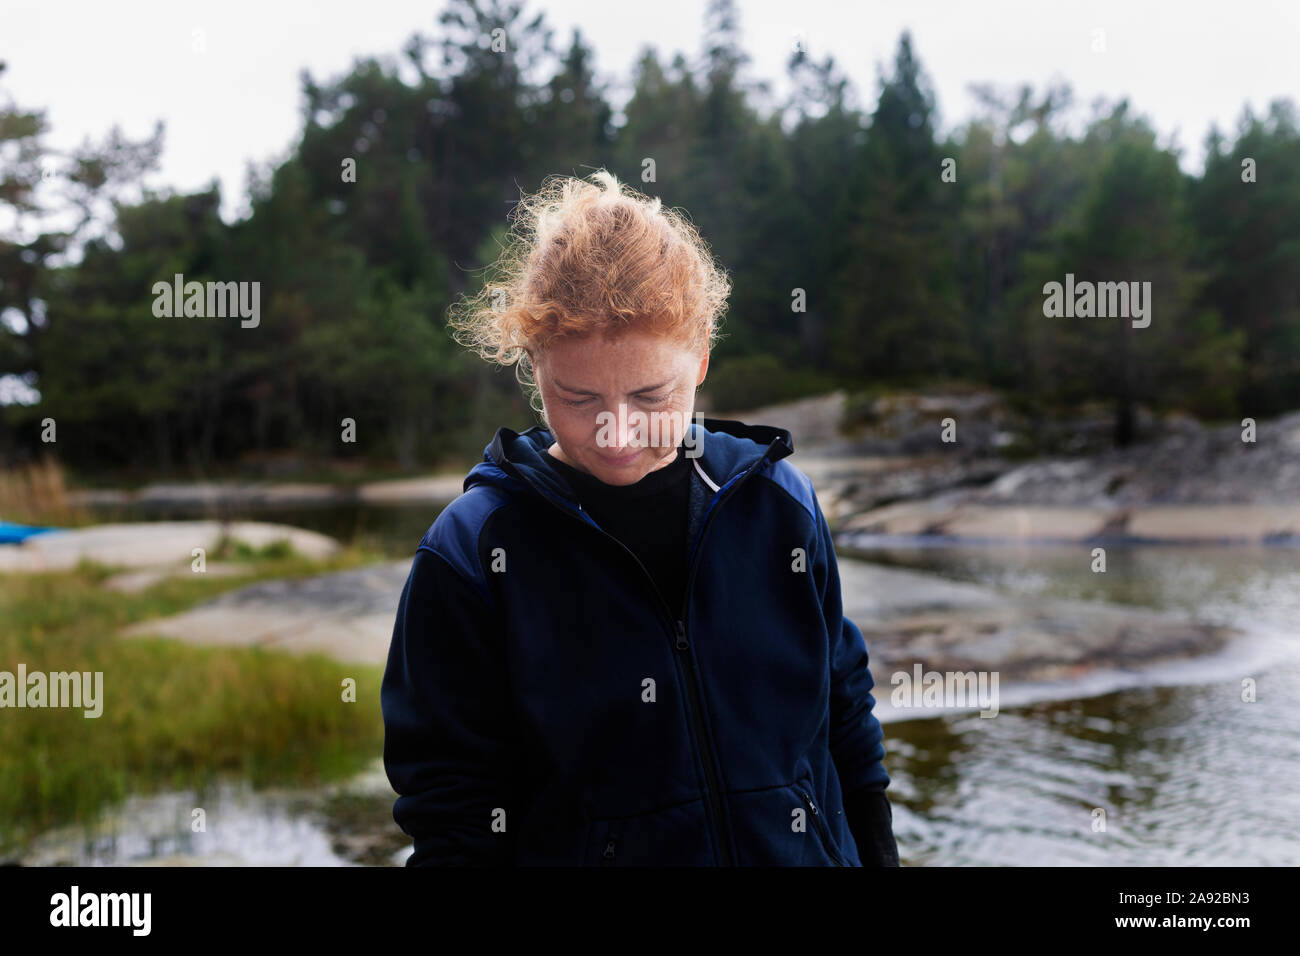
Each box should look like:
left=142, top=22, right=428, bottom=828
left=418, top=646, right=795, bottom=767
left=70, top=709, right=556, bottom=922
left=381, top=170, right=899, bottom=866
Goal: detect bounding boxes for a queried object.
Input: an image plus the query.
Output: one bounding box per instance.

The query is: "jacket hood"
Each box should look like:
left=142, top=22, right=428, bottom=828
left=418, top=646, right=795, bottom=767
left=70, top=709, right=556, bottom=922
left=464, top=417, right=795, bottom=507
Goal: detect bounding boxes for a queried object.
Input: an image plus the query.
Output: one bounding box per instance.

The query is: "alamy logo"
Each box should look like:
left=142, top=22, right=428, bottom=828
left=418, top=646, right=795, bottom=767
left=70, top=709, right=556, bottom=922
left=152, top=272, right=260, bottom=328
left=50, top=886, right=151, bottom=936
left=891, top=664, right=1000, bottom=718
left=0, top=664, right=103, bottom=718
left=595, top=406, right=704, bottom=458
left=1042, top=273, right=1151, bottom=328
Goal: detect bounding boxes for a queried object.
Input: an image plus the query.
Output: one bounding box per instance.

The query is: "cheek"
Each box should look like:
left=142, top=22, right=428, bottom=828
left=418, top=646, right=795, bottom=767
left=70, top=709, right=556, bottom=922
left=551, top=406, right=603, bottom=444
left=643, top=399, right=693, bottom=445
left=666, top=394, right=695, bottom=423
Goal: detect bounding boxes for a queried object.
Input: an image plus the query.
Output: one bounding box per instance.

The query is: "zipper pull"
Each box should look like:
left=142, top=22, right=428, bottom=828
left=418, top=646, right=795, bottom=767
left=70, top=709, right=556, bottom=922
left=674, top=620, right=688, bottom=650
left=602, top=837, right=617, bottom=864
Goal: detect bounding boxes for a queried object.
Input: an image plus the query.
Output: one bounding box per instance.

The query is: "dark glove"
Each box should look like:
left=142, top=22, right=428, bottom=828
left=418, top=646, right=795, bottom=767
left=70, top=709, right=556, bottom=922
left=842, top=787, right=900, bottom=867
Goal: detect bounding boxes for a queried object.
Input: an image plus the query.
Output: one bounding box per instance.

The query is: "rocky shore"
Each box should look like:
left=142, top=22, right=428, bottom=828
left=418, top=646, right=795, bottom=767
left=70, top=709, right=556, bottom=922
left=836, top=559, right=1238, bottom=689
left=0, top=520, right=338, bottom=573
left=728, top=390, right=1300, bottom=544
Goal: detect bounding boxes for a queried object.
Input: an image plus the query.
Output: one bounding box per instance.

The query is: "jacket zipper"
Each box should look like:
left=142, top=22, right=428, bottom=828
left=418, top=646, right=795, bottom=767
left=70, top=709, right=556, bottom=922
left=666, top=463, right=771, bottom=868
left=672, top=618, right=730, bottom=865
left=501, top=443, right=781, bottom=867
left=793, top=784, right=848, bottom=866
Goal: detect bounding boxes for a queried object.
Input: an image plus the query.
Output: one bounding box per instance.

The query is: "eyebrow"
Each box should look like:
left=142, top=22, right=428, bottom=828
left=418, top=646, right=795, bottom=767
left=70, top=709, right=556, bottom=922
left=554, top=379, right=672, bottom=396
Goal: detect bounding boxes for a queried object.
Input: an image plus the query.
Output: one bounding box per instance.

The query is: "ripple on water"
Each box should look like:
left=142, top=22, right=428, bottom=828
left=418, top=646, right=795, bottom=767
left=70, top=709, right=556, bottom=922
left=863, top=544, right=1300, bottom=865
left=883, top=660, right=1300, bottom=866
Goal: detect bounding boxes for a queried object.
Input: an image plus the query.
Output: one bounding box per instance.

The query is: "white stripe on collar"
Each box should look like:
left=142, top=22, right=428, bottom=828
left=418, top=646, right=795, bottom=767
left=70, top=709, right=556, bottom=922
left=692, top=458, right=720, bottom=492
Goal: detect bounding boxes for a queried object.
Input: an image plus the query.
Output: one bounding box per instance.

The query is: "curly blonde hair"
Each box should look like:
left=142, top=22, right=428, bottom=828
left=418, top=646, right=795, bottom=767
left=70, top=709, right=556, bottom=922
left=447, top=169, right=731, bottom=424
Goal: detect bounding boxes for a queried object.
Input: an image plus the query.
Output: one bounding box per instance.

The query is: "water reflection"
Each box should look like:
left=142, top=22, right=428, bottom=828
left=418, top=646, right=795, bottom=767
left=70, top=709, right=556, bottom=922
left=23, top=763, right=409, bottom=867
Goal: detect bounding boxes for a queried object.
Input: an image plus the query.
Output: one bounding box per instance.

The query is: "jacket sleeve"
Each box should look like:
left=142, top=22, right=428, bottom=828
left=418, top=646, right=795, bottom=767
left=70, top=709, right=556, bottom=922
left=812, top=493, right=892, bottom=796
left=381, top=545, right=518, bottom=866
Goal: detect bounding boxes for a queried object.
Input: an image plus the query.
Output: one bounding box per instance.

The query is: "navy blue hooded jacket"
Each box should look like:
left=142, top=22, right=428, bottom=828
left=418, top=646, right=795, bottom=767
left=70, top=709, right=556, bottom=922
left=381, top=417, right=891, bottom=865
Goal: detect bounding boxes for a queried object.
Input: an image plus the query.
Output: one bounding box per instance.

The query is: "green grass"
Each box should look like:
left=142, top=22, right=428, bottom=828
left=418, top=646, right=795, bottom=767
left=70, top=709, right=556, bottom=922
left=0, top=546, right=391, bottom=856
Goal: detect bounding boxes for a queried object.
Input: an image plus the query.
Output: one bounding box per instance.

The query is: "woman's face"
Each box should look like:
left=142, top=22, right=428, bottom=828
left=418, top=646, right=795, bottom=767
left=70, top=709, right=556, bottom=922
left=532, top=328, right=709, bottom=486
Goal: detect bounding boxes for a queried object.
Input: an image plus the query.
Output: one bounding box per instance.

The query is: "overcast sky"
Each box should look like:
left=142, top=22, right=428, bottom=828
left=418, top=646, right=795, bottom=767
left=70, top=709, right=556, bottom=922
left=3, top=0, right=1298, bottom=225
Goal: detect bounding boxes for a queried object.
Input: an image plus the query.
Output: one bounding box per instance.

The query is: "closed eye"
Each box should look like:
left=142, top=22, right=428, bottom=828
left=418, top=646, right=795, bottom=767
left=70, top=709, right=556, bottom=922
left=561, top=393, right=668, bottom=408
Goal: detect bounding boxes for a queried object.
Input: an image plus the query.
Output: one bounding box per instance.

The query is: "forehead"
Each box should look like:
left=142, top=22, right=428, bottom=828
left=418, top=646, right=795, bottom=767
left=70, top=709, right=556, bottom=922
left=543, top=330, right=692, bottom=378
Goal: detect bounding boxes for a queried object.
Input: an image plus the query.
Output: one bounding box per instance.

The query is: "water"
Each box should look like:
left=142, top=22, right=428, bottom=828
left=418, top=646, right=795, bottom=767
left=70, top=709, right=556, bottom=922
left=21, top=761, right=411, bottom=867
left=850, top=543, right=1300, bottom=865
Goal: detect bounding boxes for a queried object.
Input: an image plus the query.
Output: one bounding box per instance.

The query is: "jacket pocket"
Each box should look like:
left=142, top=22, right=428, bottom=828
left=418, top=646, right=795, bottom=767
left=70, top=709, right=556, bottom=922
left=726, top=780, right=850, bottom=866
left=597, top=831, right=619, bottom=866
left=582, top=819, right=621, bottom=866
left=583, top=797, right=714, bottom=866
left=791, top=783, right=849, bottom=867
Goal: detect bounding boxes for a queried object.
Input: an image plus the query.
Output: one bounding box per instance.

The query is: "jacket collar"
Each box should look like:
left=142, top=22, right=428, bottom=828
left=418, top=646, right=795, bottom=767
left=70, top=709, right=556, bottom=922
left=469, top=416, right=794, bottom=508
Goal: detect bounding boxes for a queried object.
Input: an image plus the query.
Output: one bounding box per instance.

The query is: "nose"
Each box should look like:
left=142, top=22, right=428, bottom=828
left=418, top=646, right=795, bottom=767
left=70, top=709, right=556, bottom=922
left=604, top=403, right=646, bottom=451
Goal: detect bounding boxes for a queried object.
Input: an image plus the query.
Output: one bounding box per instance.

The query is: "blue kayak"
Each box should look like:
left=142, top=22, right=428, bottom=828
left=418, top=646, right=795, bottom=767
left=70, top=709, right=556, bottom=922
left=0, top=522, right=59, bottom=544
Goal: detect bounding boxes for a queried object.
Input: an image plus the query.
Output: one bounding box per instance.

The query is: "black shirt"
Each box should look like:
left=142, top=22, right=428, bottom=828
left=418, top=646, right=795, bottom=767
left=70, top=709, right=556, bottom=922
left=542, top=443, right=693, bottom=616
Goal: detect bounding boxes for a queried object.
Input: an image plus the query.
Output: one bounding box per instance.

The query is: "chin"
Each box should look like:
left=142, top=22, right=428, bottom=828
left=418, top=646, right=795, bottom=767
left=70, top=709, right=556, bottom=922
left=587, top=452, right=647, bottom=482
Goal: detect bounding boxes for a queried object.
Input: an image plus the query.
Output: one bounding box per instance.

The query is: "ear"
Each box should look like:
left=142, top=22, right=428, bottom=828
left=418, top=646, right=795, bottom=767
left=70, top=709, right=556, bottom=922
left=696, top=350, right=709, bottom=387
